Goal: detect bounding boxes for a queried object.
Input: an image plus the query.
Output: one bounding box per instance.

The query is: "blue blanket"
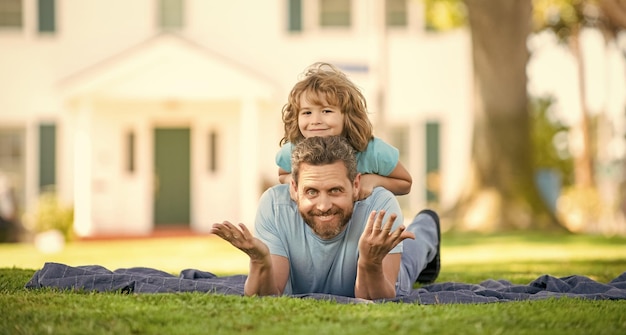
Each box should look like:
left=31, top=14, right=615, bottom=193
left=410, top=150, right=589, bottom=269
left=25, top=262, right=626, bottom=304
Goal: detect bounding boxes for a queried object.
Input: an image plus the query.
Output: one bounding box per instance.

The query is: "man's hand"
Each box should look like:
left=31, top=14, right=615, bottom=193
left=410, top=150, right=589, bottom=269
left=211, top=221, right=282, bottom=296
left=358, top=210, right=415, bottom=266
left=211, top=221, right=270, bottom=262
left=355, top=210, right=415, bottom=300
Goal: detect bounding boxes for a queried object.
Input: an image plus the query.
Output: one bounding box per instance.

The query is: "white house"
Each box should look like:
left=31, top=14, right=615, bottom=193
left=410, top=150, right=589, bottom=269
left=0, top=0, right=478, bottom=237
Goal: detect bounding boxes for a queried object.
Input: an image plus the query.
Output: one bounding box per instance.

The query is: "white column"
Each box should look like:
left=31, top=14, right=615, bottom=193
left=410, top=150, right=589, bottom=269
left=369, top=0, right=388, bottom=141
left=408, top=120, right=424, bottom=218
left=238, top=97, right=260, bottom=227
left=56, top=107, right=74, bottom=207
left=72, top=98, right=94, bottom=237
left=24, top=119, right=38, bottom=214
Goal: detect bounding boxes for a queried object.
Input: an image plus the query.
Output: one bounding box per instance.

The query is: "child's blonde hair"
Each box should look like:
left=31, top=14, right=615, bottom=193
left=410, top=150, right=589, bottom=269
left=280, top=62, right=373, bottom=152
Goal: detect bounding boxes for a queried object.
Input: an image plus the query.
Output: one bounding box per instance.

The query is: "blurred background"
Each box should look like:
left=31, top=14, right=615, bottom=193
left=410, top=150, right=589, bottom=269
left=0, top=0, right=625, bottom=245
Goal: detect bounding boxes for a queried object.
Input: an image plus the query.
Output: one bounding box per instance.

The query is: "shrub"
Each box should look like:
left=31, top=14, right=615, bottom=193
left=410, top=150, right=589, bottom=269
left=24, top=192, right=74, bottom=242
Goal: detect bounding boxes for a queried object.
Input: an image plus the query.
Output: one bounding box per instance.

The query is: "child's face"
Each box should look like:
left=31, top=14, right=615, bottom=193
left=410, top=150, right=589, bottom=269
left=297, top=91, right=345, bottom=139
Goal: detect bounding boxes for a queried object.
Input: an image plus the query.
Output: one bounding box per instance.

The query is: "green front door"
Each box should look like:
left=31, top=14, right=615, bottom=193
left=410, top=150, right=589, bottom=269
left=154, top=128, right=190, bottom=226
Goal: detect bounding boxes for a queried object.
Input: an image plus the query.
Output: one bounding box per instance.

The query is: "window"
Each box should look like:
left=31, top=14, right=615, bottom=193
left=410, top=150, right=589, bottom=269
left=386, top=0, right=407, bottom=27
left=126, top=131, right=135, bottom=173
left=159, top=0, right=184, bottom=30
left=0, top=128, right=24, bottom=170
left=288, top=0, right=302, bottom=32
left=37, top=0, right=55, bottom=33
left=425, top=121, right=440, bottom=205
left=0, top=127, right=25, bottom=209
left=39, top=123, right=56, bottom=192
left=0, top=0, right=22, bottom=28
left=208, top=130, right=218, bottom=173
left=319, top=0, right=350, bottom=27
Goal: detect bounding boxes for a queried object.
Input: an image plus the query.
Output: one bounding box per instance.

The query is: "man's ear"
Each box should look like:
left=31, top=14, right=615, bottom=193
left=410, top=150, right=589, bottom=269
left=352, top=173, right=361, bottom=200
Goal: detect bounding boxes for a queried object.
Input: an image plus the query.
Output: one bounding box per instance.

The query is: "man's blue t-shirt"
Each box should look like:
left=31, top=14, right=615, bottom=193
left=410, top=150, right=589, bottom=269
left=275, top=137, right=399, bottom=176
left=254, top=184, right=404, bottom=297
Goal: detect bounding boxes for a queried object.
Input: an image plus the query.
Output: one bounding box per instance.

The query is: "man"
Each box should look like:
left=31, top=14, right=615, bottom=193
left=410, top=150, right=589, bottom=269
left=211, top=136, right=440, bottom=300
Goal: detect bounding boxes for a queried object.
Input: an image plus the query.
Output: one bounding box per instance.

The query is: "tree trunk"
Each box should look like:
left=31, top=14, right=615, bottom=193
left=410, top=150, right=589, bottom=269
left=599, top=0, right=626, bottom=29
left=569, top=29, right=595, bottom=188
left=450, top=0, right=562, bottom=232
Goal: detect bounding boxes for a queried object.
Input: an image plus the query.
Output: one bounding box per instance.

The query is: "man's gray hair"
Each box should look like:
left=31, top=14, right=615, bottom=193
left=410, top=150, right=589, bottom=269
left=292, top=136, right=358, bottom=184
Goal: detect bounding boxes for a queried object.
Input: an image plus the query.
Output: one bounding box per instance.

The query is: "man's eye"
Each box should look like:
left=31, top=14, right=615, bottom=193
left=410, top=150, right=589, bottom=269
left=306, top=189, right=317, bottom=196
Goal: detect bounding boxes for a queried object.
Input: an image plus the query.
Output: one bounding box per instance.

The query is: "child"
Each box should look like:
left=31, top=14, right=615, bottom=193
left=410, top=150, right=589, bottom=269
left=276, top=62, right=412, bottom=200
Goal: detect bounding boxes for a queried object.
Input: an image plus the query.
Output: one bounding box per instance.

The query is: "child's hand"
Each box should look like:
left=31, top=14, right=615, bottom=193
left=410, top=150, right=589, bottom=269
left=289, top=184, right=297, bottom=202
left=278, top=169, right=291, bottom=184
left=358, top=174, right=376, bottom=200
left=280, top=173, right=297, bottom=201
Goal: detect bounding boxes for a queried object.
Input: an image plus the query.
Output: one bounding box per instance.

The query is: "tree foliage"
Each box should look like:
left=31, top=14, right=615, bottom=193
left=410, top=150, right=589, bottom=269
left=423, top=0, right=467, bottom=31
left=533, top=0, right=626, bottom=38
left=530, top=96, right=574, bottom=186
left=531, top=0, right=626, bottom=189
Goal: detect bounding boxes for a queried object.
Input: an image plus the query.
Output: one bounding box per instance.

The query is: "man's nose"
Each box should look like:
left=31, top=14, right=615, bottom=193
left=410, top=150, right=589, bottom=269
left=316, top=194, right=332, bottom=212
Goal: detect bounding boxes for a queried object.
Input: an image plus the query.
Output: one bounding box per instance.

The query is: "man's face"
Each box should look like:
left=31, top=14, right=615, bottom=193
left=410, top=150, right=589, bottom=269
left=292, top=161, right=360, bottom=240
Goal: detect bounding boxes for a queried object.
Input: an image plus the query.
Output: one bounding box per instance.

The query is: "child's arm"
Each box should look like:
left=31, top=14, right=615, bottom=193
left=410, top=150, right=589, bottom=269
left=278, top=168, right=297, bottom=201
left=276, top=144, right=293, bottom=185
left=278, top=168, right=291, bottom=184
left=358, top=162, right=412, bottom=200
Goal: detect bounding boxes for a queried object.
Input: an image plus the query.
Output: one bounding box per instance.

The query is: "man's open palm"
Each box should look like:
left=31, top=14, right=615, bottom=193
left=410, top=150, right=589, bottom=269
left=358, top=210, right=415, bottom=264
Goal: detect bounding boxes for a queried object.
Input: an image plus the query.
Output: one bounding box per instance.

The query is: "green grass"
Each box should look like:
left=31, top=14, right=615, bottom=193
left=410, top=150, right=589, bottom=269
left=1, top=233, right=626, bottom=335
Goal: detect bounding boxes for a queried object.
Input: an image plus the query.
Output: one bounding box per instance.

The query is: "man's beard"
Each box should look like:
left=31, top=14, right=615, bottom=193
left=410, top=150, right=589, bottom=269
left=300, top=206, right=352, bottom=240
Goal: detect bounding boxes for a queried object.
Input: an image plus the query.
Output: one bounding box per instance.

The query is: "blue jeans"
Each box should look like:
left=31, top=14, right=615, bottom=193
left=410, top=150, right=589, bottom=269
left=396, top=210, right=439, bottom=296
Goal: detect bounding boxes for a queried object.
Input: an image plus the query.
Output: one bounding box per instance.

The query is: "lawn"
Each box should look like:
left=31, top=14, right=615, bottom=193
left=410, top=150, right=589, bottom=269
left=1, top=232, right=626, bottom=335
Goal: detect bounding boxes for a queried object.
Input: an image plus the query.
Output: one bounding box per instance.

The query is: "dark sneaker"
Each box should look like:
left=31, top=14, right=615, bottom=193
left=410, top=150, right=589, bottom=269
left=415, top=209, right=440, bottom=284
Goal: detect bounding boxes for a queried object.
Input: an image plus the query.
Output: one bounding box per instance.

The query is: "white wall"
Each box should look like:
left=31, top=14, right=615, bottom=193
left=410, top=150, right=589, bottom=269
left=0, top=0, right=478, bottom=235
